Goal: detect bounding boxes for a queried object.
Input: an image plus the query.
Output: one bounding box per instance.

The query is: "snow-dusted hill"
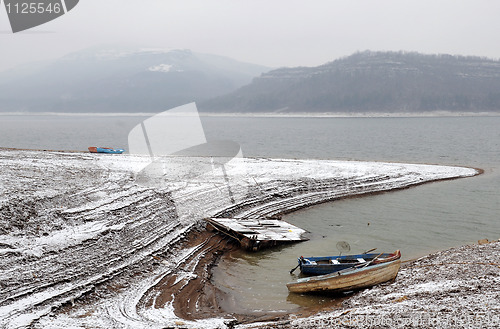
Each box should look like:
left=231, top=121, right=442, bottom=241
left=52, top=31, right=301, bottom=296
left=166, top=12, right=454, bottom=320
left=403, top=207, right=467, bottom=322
left=0, top=47, right=270, bottom=113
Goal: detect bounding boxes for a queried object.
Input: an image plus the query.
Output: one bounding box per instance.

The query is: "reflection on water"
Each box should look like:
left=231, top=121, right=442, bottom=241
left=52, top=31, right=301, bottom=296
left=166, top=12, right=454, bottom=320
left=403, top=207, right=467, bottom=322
left=212, top=246, right=349, bottom=314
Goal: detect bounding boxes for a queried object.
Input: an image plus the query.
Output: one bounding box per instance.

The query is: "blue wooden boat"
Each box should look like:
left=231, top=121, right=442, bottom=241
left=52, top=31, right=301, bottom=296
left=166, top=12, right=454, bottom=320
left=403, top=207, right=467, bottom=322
left=297, top=250, right=401, bottom=276
left=287, top=257, right=401, bottom=294
left=88, top=147, right=125, bottom=154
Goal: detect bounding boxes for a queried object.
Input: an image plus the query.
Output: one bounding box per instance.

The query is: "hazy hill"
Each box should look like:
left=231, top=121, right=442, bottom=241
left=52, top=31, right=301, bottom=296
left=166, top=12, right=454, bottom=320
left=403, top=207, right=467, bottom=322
left=199, top=51, right=500, bottom=113
left=0, top=47, right=270, bottom=112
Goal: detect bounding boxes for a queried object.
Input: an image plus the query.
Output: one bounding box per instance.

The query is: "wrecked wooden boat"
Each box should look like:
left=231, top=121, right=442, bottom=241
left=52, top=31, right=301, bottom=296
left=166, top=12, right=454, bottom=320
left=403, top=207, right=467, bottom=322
left=286, top=257, right=401, bottom=294
left=205, top=217, right=308, bottom=251
left=88, top=147, right=125, bottom=154
left=298, top=250, right=401, bottom=276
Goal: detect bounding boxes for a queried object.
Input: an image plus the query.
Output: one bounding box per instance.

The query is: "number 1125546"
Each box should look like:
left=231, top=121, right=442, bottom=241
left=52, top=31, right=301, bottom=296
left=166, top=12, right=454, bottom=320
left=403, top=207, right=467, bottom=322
left=5, top=2, right=62, bottom=14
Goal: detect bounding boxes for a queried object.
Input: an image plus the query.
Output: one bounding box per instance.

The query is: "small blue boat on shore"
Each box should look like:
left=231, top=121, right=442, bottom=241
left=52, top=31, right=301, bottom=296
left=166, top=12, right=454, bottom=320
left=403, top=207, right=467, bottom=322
left=297, top=250, right=401, bottom=276
left=88, top=147, right=125, bottom=154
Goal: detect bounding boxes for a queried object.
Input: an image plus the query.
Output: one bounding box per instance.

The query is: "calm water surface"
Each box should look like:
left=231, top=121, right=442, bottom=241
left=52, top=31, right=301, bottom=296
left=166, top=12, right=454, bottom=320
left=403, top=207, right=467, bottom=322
left=1, top=114, right=499, bottom=313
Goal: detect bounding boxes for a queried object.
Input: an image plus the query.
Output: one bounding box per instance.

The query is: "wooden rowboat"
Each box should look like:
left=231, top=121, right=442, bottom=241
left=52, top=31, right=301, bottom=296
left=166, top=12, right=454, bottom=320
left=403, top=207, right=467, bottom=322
left=298, top=250, right=401, bottom=276
left=88, top=147, right=125, bottom=154
left=286, top=258, right=401, bottom=294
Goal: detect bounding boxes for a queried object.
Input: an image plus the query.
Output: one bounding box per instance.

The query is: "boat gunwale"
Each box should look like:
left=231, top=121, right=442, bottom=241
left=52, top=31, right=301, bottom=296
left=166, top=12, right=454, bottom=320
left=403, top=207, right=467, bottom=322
left=298, top=250, right=401, bottom=275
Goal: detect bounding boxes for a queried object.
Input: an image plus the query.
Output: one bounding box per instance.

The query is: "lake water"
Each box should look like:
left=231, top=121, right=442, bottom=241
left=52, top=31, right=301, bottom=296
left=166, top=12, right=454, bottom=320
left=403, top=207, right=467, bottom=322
left=1, top=114, right=499, bottom=314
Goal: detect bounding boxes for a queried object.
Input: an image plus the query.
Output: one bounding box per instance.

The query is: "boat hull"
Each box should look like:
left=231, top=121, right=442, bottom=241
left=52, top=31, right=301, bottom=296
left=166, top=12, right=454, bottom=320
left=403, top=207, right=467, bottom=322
left=299, top=250, right=401, bottom=276
left=287, top=259, right=401, bottom=294
left=88, top=147, right=125, bottom=154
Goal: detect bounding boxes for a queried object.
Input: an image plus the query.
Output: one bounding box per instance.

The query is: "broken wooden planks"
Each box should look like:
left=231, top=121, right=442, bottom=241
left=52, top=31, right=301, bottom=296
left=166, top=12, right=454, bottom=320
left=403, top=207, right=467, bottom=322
left=205, top=217, right=309, bottom=251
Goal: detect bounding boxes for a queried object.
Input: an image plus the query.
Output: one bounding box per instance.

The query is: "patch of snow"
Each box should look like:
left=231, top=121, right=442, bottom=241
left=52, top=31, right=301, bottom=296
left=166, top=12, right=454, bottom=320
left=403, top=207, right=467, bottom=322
left=148, top=64, right=173, bottom=73
left=0, top=220, right=126, bottom=257
left=381, top=280, right=462, bottom=301
left=406, top=280, right=461, bottom=294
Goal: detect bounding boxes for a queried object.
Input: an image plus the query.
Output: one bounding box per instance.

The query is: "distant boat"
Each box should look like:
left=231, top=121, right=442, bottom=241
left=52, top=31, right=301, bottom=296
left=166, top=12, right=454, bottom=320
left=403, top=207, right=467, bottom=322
left=88, top=147, right=125, bottom=154
left=286, top=257, right=401, bottom=294
left=297, top=250, right=401, bottom=276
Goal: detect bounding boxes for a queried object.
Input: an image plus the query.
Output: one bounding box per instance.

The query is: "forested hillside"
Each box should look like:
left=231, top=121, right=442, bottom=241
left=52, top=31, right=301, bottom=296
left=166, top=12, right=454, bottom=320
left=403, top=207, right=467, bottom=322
left=200, top=51, right=500, bottom=113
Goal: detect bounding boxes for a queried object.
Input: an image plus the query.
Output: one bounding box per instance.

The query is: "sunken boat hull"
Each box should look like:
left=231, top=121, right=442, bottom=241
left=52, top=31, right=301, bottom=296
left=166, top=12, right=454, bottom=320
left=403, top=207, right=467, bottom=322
left=205, top=217, right=308, bottom=251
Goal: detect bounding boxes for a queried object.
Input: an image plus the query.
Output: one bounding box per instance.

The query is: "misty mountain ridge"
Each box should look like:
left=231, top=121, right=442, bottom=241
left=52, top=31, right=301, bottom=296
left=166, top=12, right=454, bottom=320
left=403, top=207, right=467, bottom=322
left=200, top=51, right=500, bottom=114
left=2, top=49, right=500, bottom=114
left=0, top=47, right=270, bottom=112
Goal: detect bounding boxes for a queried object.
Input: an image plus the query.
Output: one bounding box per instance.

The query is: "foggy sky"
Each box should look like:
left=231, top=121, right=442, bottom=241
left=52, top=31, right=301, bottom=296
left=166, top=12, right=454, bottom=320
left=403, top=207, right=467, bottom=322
left=1, top=0, right=499, bottom=72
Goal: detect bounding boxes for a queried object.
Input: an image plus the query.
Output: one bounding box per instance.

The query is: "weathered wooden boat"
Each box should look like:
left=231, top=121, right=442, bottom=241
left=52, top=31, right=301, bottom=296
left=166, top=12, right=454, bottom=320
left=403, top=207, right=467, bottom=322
left=287, top=257, right=401, bottom=294
left=88, top=147, right=125, bottom=154
left=298, top=250, right=401, bottom=276
left=205, top=217, right=308, bottom=251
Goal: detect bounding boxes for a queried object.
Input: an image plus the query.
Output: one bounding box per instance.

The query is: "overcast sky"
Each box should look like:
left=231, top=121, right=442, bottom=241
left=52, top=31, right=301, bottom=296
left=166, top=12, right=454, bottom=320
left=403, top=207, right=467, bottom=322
left=1, top=0, right=499, bottom=72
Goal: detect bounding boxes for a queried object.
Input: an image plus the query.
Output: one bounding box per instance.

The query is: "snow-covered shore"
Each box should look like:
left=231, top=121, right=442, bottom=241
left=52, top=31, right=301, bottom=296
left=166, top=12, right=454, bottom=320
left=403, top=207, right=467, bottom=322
left=0, top=149, right=479, bottom=328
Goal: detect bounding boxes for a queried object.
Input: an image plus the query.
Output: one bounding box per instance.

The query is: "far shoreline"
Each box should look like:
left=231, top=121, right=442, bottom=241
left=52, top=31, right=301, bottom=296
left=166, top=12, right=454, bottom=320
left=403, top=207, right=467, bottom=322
left=1, top=110, right=500, bottom=118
